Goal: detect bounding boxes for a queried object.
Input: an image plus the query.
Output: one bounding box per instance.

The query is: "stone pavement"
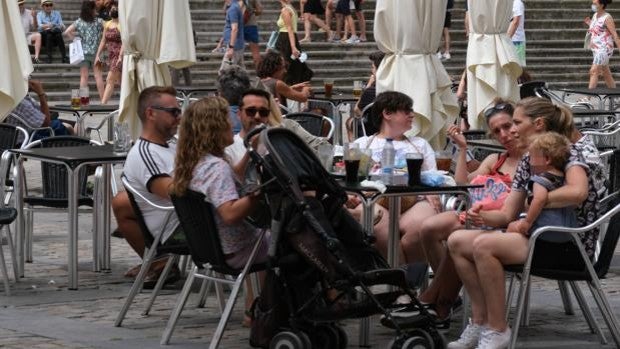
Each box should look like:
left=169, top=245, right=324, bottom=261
left=1, top=113, right=619, bottom=348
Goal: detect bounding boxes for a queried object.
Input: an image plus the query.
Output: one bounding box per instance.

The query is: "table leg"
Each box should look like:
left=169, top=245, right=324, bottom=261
left=75, top=112, right=87, bottom=137
left=387, top=196, right=401, bottom=268
left=102, top=164, right=112, bottom=271
left=13, top=156, right=25, bottom=278
left=359, top=202, right=375, bottom=347
left=67, top=168, right=79, bottom=290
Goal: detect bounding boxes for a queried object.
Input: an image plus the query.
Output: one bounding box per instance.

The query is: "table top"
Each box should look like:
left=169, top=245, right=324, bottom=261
left=11, top=144, right=127, bottom=167
left=335, top=178, right=482, bottom=196
left=310, top=93, right=359, bottom=104
left=467, top=138, right=505, bottom=151
left=561, top=87, right=620, bottom=96
left=51, top=104, right=119, bottom=113
left=572, top=109, right=620, bottom=116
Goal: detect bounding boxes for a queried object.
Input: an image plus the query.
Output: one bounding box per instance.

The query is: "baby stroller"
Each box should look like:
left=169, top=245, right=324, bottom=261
left=244, top=126, right=445, bottom=349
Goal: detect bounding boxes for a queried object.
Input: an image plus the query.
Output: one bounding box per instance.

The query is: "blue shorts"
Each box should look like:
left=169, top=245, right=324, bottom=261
left=244, top=25, right=259, bottom=44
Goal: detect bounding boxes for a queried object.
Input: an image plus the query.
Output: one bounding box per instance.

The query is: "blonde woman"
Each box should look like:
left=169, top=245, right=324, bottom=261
left=95, top=0, right=122, bottom=104
left=275, top=0, right=313, bottom=84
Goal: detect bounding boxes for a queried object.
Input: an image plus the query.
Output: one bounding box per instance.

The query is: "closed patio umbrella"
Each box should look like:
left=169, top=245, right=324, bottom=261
left=467, top=0, right=522, bottom=129
left=373, top=0, right=458, bottom=149
left=118, top=0, right=196, bottom=135
left=0, top=0, right=33, bottom=120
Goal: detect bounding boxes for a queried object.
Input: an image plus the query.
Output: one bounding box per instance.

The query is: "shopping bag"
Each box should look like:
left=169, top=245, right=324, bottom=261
left=266, top=31, right=279, bottom=51
left=69, top=38, right=84, bottom=65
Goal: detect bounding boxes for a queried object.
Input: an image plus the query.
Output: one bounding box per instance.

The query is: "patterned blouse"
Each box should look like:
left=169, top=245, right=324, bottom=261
left=189, top=154, right=262, bottom=255
left=74, top=18, right=104, bottom=56
left=512, top=136, right=607, bottom=257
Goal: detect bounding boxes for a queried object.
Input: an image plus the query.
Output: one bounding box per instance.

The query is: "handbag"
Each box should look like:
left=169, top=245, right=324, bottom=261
left=69, top=38, right=84, bottom=65
left=266, top=31, right=279, bottom=51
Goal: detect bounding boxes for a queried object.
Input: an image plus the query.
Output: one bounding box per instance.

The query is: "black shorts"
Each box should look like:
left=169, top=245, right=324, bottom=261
left=444, top=11, right=452, bottom=28
left=303, top=0, right=325, bottom=15
left=335, top=0, right=351, bottom=15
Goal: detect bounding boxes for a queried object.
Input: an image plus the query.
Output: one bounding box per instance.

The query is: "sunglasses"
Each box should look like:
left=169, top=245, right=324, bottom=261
left=42, top=3, right=53, bottom=6
left=483, top=102, right=513, bottom=119
left=151, top=105, right=182, bottom=118
left=243, top=107, right=270, bottom=118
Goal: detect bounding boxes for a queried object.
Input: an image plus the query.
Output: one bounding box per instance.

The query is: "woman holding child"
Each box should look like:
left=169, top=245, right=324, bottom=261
left=446, top=97, right=605, bottom=349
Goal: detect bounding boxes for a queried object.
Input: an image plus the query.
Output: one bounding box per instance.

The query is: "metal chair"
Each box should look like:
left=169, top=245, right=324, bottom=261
left=114, top=176, right=190, bottom=327
left=504, top=195, right=620, bottom=348
left=0, top=207, right=17, bottom=296
left=161, top=189, right=267, bottom=348
left=5, top=113, right=55, bottom=143
left=284, top=112, right=335, bottom=139
left=19, top=136, right=101, bottom=265
left=519, top=80, right=547, bottom=99
left=85, top=110, right=118, bottom=144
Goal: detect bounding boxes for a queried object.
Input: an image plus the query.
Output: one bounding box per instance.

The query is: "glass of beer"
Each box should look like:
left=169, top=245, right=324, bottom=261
left=435, top=150, right=452, bottom=172
left=324, top=78, right=334, bottom=99
left=406, top=153, right=424, bottom=186
left=79, top=87, right=90, bottom=106
left=353, top=80, right=363, bottom=97
left=71, top=89, right=80, bottom=109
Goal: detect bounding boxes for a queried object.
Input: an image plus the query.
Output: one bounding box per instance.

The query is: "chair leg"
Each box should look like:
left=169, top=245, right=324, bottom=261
left=209, top=272, right=246, bottom=349
left=6, top=225, right=18, bottom=281
left=509, top=268, right=531, bottom=349
left=0, top=226, right=11, bottom=296
left=197, top=277, right=213, bottom=308
left=143, top=255, right=178, bottom=316
left=521, top=280, right=531, bottom=327
left=92, top=169, right=101, bottom=272
left=505, top=273, right=517, bottom=322
left=114, top=246, right=158, bottom=327
left=587, top=282, right=620, bottom=347
left=25, top=207, right=33, bottom=263
left=569, top=281, right=606, bottom=342
left=161, top=265, right=197, bottom=345
left=214, top=272, right=226, bottom=313
left=558, top=280, right=575, bottom=315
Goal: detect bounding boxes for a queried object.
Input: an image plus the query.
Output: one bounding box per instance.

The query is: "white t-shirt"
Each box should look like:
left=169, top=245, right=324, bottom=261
left=353, top=135, right=437, bottom=171
left=123, top=138, right=179, bottom=242
left=20, top=9, right=35, bottom=37
left=511, top=0, right=525, bottom=42
left=225, top=133, right=246, bottom=166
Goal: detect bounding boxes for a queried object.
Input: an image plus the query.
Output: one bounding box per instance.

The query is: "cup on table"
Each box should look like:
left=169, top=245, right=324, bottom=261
left=317, top=143, right=334, bottom=172
left=406, top=152, right=424, bottom=186
left=358, top=148, right=372, bottom=178
left=79, top=87, right=90, bottom=106
left=113, top=122, right=131, bottom=153
left=343, top=143, right=361, bottom=183
left=353, top=80, right=363, bottom=97
left=324, top=78, right=334, bottom=99
left=435, top=150, right=452, bottom=172
left=71, top=89, right=80, bottom=109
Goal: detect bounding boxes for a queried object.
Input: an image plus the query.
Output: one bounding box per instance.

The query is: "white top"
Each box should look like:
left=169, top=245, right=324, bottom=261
left=353, top=135, right=437, bottom=171
left=225, top=133, right=246, bottom=166
left=123, top=138, right=179, bottom=242
left=20, top=9, right=35, bottom=37
left=511, top=0, right=525, bottom=42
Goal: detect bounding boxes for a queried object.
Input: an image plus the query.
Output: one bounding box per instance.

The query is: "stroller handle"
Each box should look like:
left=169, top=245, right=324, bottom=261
left=243, top=124, right=268, bottom=149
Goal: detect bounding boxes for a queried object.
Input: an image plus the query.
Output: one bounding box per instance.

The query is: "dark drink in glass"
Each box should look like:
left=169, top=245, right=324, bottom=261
left=80, top=95, right=90, bottom=106
left=324, top=79, right=334, bottom=99
left=406, top=157, right=423, bottom=186
left=344, top=159, right=360, bottom=183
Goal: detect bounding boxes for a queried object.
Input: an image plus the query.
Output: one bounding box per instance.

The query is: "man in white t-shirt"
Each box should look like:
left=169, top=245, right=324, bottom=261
left=18, top=0, right=42, bottom=63
left=508, top=0, right=526, bottom=67
left=112, top=86, right=183, bottom=287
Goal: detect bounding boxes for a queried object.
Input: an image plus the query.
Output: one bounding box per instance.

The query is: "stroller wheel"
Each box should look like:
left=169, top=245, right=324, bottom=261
left=400, top=335, right=433, bottom=349
left=297, top=331, right=312, bottom=349
left=429, top=330, right=446, bottom=349
left=270, top=331, right=308, bottom=349
left=389, top=329, right=434, bottom=349
left=333, top=324, right=348, bottom=349
left=407, top=329, right=435, bottom=349
left=311, top=324, right=340, bottom=348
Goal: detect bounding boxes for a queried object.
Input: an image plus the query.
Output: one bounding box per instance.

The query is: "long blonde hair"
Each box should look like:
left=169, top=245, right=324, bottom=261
left=516, top=97, right=574, bottom=139
left=171, top=96, right=231, bottom=195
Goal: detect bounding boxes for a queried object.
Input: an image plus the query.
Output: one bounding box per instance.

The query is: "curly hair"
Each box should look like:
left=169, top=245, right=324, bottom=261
left=171, top=96, right=231, bottom=195
left=217, top=65, right=250, bottom=106
left=80, top=0, right=96, bottom=22
left=256, top=51, right=284, bottom=79
left=516, top=97, right=574, bottom=139
left=529, top=132, right=571, bottom=171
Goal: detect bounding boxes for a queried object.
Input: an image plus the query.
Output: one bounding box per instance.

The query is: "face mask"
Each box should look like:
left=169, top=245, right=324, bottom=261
left=110, top=9, right=118, bottom=18
left=592, top=4, right=598, bottom=12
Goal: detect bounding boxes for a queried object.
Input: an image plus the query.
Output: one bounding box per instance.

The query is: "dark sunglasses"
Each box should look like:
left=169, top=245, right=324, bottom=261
left=42, top=3, right=53, bottom=6
left=151, top=105, right=182, bottom=118
left=244, top=107, right=270, bottom=118
left=483, top=102, right=513, bottom=119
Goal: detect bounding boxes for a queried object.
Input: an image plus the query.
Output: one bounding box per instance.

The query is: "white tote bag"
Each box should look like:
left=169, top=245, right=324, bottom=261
left=69, top=38, right=84, bottom=65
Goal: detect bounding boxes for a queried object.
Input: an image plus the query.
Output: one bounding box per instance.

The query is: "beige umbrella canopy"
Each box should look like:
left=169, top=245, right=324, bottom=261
left=0, top=0, right=33, bottom=120
left=373, top=0, right=458, bottom=149
left=466, top=0, right=522, bottom=129
left=118, top=0, right=196, bottom=135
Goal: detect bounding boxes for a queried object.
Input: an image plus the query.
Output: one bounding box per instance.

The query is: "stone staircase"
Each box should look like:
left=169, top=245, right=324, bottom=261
left=27, top=0, right=620, bottom=103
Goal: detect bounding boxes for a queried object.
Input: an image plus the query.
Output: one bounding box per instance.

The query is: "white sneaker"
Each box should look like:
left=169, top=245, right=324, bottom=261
left=475, top=327, right=511, bottom=349
left=447, top=320, right=483, bottom=349
left=443, top=52, right=451, bottom=60
left=346, top=35, right=360, bottom=44
left=436, top=52, right=443, bottom=59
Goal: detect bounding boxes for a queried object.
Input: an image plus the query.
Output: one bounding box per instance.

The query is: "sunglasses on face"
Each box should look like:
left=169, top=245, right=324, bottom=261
left=151, top=105, right=182, bottom=118
left=483, top=102, right=514, bottom=119
left=244, top=107, right=270, bottom=118
left=43, top=3, right=53, bottom=7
